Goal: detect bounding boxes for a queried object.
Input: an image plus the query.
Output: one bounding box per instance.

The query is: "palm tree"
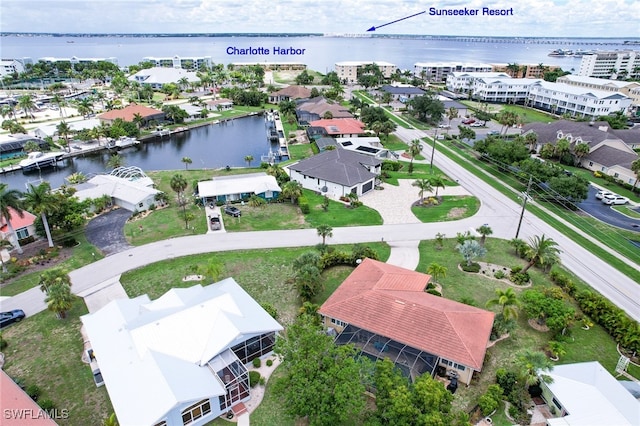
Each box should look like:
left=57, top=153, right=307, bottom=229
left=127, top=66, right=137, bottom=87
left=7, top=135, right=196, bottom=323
left=244, top=155, right=254, bottom=167
left=524, top=132, right=538, bottom=152
left=554, top=138, right=571, bottom=161
left=76, top=97, right=94, bottom=118
left=50, top=93, right=65, bottom=117
left=45, top=281, right=75, bottom=319
left=281, top=180, right=303, bottom=204
left=486, top=288, right=521, bottom=320
left=199, top=260, right=223, bottom=282
left=132, top=113, right=144, bottom=129
left=447, top=107, right=458, bottom=129
left=412, top=179, right=433, bottom=204
left=106, top=154, right=125, bottom=170
left=24, top=182, right=58, bottom=247
left=426, top=262, right=447, bottom=283
left=522, top=234, right=561, bottom=273
left=56, top=121, right=73, bottom=152
left=39, top=267, right=72, bottom=294
left=407, top=139, right=422, bottom=174
left=572, top=142, right=590, bottom=165
left=18, top=95, right=35, bottom=119
left=631, top=158, right=640, bottom=190
left=103, top=412, right=119, bottom=426
left=0, top=183, right=25, bottom=254
left=506, top=63, right=521, bottom=77
left=316, top=224, right=333, bottom=245
left=171, top=174, right=189, bottom=228
left=428, top=175, right=446, bottom=197
left=476, top=224, right=493, bottom=246
left=181, top=157, right=192, bottom=170
left=380, top=120, right=397, bottom=140
left=546, top=341, right=566, bottom=361
left=516, top=350, right=554, bottom=387
left=497, top=110, right=519, bottom=135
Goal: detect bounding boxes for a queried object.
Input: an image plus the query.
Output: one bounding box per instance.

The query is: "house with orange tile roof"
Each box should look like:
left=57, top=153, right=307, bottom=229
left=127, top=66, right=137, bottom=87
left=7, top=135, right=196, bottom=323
left=0, top=207, right=37, bottom=248
left=97, top=104, right=165, bottom=127
left=319, top=258, right=495, bottom=385
left=308, top=118, right=366, bottom=138
left=0, top=370, right=59, bottom=425
left=268, top=85, right=312, bottom=104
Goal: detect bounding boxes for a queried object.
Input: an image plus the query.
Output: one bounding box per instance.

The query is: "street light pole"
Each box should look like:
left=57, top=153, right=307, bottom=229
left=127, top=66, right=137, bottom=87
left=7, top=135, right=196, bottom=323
left=515, top=176, right=533, bottom=239
left=430, top=129, right=438, bottom=173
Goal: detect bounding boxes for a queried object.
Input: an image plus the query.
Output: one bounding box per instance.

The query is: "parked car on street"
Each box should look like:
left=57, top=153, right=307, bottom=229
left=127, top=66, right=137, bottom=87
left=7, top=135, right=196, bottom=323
left=0, top=309, right=26, bottom=329
left=438, top=124, right=451, bottom=129
left=470, top=122, right=484, bottom=127
left=224, top=205, right=242, bottom=217
left=462, top=118, right=476, bottom=125
left=487, top=130, right=501, bottom=136
left=602, top=194, right=629, bottom=205
left=595, top=190, right=614, bottom=200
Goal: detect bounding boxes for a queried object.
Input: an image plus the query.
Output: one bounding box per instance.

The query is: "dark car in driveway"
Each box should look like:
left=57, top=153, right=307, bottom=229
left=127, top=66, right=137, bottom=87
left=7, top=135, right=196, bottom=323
left=224, top=205, right=242, bottom=217
left=1, top=309, right=26, bottom=329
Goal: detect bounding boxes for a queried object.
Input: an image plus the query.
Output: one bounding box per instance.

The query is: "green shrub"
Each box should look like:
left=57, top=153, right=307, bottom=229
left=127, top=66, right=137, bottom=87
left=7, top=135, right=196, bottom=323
left=26, top=384, right=41, bottom=401
left=252, top=357, right=262, bottom=368
left=38, top=399, right=56, bottom=411
left=266, top=359, right=273, bottom=367
left=259, top=377, right=266, bottom=386
left=494, top=270, right=506, bottom=280
left=0, top=333, right=7, bottom=350
left=510, top=269, right=530, bottom=286
left=479, top=394, right=499, bottom=416
left=461, top=262, right=481, bottom=273
left=249, top=371, right=261, bottom=388
left=381, top=160, right=402, bottom=171
left=426, top=289, right=442, bottom=296
left=298, top=196, right=310, bottom=214
left=260, top=303, right=278, bottom=320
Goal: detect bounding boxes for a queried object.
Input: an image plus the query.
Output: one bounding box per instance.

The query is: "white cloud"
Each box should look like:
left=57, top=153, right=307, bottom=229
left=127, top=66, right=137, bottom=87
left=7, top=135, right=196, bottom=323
left=1, top=0, right=638, bottom=36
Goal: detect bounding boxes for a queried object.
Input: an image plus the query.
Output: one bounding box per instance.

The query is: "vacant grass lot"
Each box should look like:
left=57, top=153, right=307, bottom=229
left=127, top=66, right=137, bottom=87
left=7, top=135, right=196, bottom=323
left=411, top=196, right=480, bottom=222
left=384, top=161, right=454, bottom=186
left=1, top=300, right=113, bottom=426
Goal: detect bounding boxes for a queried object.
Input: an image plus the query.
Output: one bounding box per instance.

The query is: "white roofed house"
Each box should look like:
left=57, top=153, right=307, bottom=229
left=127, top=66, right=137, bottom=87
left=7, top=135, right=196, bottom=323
left=197, top=172, right=281, bottom=204
left=81, top=278, right=283, bottom=426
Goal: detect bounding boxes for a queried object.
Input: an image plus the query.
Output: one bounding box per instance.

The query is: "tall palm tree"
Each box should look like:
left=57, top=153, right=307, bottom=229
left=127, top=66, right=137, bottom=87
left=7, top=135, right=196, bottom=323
left=516, top=349, right=554, bottom=387
left=0, top=183, right=25, bottom=254
left=50, top=93, right=65, bottom=117
left=56, top=121, right=73, bottom=152
left=132, top=113, right=144, bottom=129
left=524, top=132, right=538, bottom=152
left=181, top=156, right=192, bottom=170
left=106, top=154, right=125, bottom=170
left=572, top=142, right=590, bottom=165
left=447, top=107, right=458, bottom=129
left=426, top=262, right=447, bottom=283
left=39, top=267, right=72, bottom=294
left=18, top=95, right=35, bottom=119
left=428, top=175, right=446, bottom=197
left=486, top=288, right=521, bottom=320
left=631, top=158, right=640, bottom=190
left=171, top=174, right=189, bottom=228
left=316, top=224, right=333, bottom=245
left=522, top=234, right=561, bottom=273
left=412, top=179, right=433, bottom=204
left=554, top=138, right=571, bottom=161
left=476, top=224, right=493, bottom=246
left=24, top=182, right=58, bottom=247
left=244, top=155, right=254, bottom=167
left=407, top=139, right=422, bottom=174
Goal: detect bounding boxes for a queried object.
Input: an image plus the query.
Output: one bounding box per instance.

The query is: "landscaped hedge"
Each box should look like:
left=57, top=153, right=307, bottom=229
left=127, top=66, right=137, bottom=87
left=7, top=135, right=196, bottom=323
left=298, top=196, right=310, bottom=214
left=551, top=271, right=640, bottom=353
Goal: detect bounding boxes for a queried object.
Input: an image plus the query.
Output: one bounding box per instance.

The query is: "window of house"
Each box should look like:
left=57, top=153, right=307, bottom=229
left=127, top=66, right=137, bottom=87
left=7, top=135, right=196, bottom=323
left=182, top=399, right=211, bottom=425
left=552, top=397, right=562, bottom=411
left=16, top=228, right=29, bottom=239
left=331, top=318, right=347, bottom=328
left=589, top=161, right=593, bottom=167
left=138, top=203, right=143, bottom=208
left=154, top=421, right=167, bottom=426
left=614, top=173, right=619, bottom=178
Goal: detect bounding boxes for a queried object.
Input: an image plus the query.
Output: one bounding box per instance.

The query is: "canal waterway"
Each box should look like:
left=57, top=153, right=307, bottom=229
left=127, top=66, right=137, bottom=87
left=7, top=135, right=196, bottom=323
left=0, top=115, right=274, bottom=190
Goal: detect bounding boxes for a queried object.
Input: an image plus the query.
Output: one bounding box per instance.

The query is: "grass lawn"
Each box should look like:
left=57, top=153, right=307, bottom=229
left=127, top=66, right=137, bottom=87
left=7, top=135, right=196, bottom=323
left=501, top=105, right=557, bottom=123
left=286, top=142, right=313, bottom=161
left=613, top=204, right=640, bottom=218
left=301, top=190, right=383, bottom=227
left=381, top=134, right=409, bottom=151
left=383, top=161, right=454, bottom=186
left=411, top=196, right=480, bottom=222
left=2, top=299, right=113, bottom=426
left=1, top=233, right=105, bottom=297
left=416, top=237, right=633, bottom=411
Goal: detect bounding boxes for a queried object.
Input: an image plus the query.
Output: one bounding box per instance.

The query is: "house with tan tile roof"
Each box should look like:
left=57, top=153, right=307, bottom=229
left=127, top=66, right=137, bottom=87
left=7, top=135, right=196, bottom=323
left=97, top=104, right=165, bottom=127
left=268, top=85, right=312, bottom=104
left=319, top=259, right=495, bottom=385
left=295, top=97, right=352, bottom=125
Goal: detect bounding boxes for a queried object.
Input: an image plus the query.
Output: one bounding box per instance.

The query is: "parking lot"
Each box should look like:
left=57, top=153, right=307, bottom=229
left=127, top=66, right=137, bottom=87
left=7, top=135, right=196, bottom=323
left=578, top=186, right=640, bottom=232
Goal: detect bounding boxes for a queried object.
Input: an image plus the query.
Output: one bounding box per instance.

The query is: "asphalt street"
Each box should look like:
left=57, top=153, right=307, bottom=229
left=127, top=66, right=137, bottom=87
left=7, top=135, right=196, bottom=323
left=578, top=186, right=640, bottom=232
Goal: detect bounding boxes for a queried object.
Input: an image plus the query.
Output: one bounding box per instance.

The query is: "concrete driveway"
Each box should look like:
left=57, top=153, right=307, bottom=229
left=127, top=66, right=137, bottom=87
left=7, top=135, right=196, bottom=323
left=85, top=208, right=133, bottom=255
left=578, top=186, right=640, bottom=232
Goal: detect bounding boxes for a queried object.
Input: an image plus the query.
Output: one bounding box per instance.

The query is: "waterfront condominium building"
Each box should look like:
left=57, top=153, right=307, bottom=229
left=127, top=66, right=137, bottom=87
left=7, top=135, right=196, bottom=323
left=413, top=62, right=493, bottom=83
left=556, top=75, right=640, bottom=107
left=491, top=63, right=561, bottom=79
left=446, top=71, right=512, bottom=94
left=230, top=62, right=306, bottom=71
left=142, top=55, right=212, bottom=70
left=38, top=56, right=118, bottom=66
left=335, top=61, right=398, bottom=84
left=0, top=59, right=25, bottom=77
left=577, top=50, right=640, bottom=79
left=527, top=80, right=632, bottom=118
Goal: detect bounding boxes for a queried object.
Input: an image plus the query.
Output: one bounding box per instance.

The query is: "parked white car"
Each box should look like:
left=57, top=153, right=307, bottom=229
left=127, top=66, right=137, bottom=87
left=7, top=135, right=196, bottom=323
left=602, top=194, right=629, bottom=205
left=595, top=190, right=615, bottom=200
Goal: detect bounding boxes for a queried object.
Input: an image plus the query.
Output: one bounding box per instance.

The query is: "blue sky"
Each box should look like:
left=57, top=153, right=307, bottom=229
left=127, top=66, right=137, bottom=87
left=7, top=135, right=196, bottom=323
left=1, top=0, right=638, bottom=37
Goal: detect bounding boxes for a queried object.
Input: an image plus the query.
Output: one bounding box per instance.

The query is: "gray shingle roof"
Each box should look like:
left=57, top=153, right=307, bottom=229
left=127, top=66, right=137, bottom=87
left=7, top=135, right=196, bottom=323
left=587, top=145, right=638, bottom=168
left=522, top=120, right=615, bottom=148
left=289, top=149, right=380, bottom=186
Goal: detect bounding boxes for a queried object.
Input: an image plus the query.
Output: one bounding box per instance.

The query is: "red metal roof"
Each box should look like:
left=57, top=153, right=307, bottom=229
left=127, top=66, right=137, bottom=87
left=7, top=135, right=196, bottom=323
left=0, top=370, right=58, bottom=425
left=319, top=258, right=494, bottom=371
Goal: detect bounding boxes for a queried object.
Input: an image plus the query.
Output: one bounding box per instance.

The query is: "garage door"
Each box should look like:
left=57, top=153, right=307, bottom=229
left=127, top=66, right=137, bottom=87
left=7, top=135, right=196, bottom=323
left=362, top=181, right=373, bottom=194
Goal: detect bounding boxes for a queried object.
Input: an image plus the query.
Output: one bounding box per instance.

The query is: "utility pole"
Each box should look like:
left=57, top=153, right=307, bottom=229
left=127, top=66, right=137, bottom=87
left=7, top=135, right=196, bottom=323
left=430, top=129, right=438, bottom=172
left=515, top=176, right=533, bottom=239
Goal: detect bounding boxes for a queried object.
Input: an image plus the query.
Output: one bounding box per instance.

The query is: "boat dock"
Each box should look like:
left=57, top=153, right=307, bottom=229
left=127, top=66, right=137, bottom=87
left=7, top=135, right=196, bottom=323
left=263, top=110, right=290, bottom=164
